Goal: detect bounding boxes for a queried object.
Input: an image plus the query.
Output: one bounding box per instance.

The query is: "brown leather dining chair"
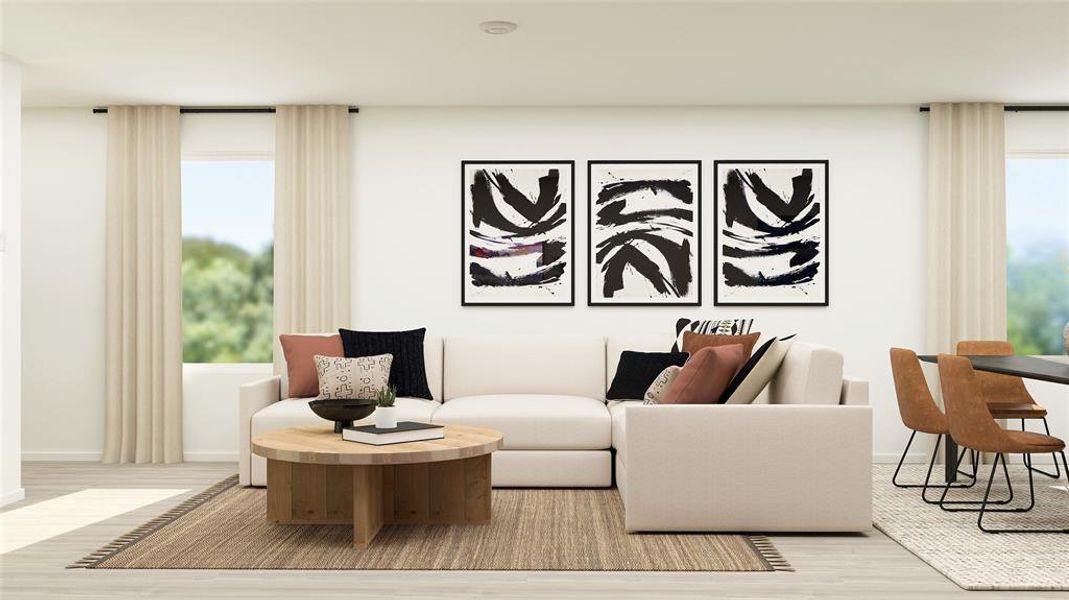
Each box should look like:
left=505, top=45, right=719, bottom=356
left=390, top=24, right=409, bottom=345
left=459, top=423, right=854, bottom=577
left=890, top=348, right=980, bottom=501
left=957, top=340, right=1062, bottom=479
left=937, top=354, right=1069, bottom=533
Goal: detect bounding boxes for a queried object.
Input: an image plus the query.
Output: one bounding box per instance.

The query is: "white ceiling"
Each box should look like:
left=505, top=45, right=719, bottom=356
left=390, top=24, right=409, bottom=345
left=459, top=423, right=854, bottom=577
left=3, top=1, right=1068, bottom=107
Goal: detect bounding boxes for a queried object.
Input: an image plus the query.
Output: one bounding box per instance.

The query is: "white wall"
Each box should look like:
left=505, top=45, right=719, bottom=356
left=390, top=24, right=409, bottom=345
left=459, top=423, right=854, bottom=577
left=352, top=106, right=929, bottom=461
left=22, top=105, right=930, bottom=462
left=1, top=57, right=24, bottom=505
left=20, top=108, right=107, bottom=460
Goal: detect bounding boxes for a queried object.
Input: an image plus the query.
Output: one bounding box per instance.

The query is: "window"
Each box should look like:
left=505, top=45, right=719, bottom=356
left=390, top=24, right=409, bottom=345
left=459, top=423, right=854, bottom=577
left=1005, top=157, right=1069, bottom=355
left=181, top=160, right=274, bottom=363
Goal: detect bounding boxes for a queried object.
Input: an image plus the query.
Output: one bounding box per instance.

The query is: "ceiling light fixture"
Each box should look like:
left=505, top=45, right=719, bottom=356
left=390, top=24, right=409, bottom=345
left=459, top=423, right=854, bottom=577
left=479, top=20, right=518, bottom=35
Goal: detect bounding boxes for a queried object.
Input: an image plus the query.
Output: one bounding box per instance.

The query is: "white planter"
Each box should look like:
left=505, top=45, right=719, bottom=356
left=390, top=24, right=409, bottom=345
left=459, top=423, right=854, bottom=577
left=374, top=406, right=398, bottom=429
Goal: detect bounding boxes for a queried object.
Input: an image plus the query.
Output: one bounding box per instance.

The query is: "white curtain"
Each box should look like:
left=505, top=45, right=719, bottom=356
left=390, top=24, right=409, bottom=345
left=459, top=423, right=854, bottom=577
left=273, top=106, right=351, bottom=374
left=103, top=106, right=183, bottom=464
left=925, top=103, right=1007, bottom=354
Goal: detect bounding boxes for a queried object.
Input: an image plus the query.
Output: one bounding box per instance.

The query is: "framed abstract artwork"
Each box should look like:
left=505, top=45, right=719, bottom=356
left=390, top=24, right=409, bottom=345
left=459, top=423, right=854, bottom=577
left=461, top=161, right=575, bottom=305
left=588, top=160, right=701, bottom=306
left=713, top=160, right=829, bottom=306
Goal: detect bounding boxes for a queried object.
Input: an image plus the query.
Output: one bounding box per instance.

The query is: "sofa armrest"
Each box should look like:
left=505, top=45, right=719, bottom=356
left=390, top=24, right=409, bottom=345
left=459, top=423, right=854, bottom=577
left=239, top=375, right=281, bottom=486
left=840, top=375, right=869, bottom=406
left=623, top=404, right=872, bottom=532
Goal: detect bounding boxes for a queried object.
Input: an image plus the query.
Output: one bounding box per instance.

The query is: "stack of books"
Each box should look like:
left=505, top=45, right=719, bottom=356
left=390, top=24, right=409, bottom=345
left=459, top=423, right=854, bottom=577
left=342, top=422, right=444, bottom=445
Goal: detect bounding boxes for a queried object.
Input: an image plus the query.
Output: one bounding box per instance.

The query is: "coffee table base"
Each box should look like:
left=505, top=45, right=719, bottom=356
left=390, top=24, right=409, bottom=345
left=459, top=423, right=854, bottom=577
left=265, top=454, right=492, bottom=547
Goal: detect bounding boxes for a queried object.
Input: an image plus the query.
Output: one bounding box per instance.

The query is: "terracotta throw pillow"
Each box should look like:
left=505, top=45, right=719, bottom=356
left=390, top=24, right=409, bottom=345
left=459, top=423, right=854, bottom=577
left=681, top=331, right=761, bottom=357
left=279, top=334, right=344, bottom=398
left=662, top=345, right=747, bottom=404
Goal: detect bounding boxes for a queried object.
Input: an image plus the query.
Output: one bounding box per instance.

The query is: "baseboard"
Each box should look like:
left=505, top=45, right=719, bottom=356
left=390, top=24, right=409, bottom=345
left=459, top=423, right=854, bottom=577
left=1, top=488, right=26, bottom=506
left=20, top=451, right=967, bottom=466
left=23, top=451, right=237, bottom=462
left=23, top=451, right=102, bottom=461
left=183, top=452, right=238, bottom=462
left=873, top=452, right=926, bottom=464
left=874, top=452, right=1061, bottom=466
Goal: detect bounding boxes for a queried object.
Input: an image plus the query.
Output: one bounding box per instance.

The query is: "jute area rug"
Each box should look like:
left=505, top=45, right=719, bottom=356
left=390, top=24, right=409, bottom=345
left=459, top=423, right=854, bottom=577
left=873, top=463, right=1069, bottom=591
left=72, top=476, right=789, bottom=572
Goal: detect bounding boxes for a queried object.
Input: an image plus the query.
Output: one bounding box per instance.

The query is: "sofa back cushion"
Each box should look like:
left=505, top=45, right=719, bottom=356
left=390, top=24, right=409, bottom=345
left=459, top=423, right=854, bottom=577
left=606, top=335, right=673, bottom=389
left=767, top=342, right=844, bottom=405
left=443, top=335, right=605, bottom=400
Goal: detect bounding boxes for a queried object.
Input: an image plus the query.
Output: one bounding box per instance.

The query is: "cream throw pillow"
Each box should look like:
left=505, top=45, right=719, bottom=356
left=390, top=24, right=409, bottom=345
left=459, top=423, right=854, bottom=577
left=720, top=335, right=796, bottom=404
left=643, top=365, right=683, bottom=405
left=313, top=354, right=393, bottom=400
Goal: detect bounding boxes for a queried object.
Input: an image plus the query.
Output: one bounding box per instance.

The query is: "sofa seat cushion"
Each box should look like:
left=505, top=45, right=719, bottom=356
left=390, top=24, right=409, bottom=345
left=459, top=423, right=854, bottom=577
left=608, top=400, right=634, bottom=465
left=251, top=396, right=439, bottom=436
left=432, top=394, right=611, bottom=450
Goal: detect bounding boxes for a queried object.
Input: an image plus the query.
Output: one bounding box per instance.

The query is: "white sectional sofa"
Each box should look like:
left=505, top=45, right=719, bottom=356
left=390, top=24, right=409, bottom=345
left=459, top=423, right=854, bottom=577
left=240, top=334, right=872, bottom=532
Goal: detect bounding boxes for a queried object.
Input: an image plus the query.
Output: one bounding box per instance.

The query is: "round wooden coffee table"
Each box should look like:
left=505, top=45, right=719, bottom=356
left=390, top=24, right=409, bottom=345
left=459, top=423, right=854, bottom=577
left=252, top=424, right=503, bottom=548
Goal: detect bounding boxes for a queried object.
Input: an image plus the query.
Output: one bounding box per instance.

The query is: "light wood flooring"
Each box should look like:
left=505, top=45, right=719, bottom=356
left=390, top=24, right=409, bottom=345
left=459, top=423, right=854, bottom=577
left=1, top=462, right=1065, bottom=600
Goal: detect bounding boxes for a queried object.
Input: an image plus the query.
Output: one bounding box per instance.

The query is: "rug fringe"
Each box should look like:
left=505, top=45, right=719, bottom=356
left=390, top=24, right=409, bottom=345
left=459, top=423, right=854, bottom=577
left=68, top=474, right=239, bottom=569
left=748, top=535, right=794, bottom=572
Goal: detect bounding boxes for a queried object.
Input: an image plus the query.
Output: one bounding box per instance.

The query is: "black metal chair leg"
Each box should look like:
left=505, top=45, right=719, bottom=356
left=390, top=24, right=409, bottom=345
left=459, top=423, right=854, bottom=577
left=892, top=430, right=919, bottom=488
left=921, top=445, right=961, bottom=503
left=977, top=453, right=1069, bottom=534
left=894, top=432, right=977, bottom=490
left=1021, top=418, right=1063, bottom=480
left=935, top=446, right=1015, bottom=510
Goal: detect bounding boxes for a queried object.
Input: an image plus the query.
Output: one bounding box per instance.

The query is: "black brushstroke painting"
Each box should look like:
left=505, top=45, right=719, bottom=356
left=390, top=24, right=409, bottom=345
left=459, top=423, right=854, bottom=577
left=469, top=169, right=568, bottom=237
left=462, top=161, right=574, bottom=306
left=714, top=161, right=828, bottom=306
left=469, top=260, right=567, bottom=287
left=588, top=161, right=701, bottom=306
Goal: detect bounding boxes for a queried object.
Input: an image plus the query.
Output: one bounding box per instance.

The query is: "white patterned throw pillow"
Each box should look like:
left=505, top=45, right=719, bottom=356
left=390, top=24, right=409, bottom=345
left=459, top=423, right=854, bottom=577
left=313, top=354, right=393, bottom=400
left=643, top=365, right=683, bottom=405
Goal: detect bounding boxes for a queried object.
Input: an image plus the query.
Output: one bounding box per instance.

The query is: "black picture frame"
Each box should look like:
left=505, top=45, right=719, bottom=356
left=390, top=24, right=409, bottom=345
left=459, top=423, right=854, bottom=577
left=460, top=160, right=576, bottom=306
left=587, top=160, right=702, bottom=307
left=713, top=159, right=829, bottom=307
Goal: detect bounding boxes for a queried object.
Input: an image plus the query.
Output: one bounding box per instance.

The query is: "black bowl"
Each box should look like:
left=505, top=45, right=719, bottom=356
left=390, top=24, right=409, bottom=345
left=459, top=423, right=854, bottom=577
left=308, top=398, right=377, bottom=433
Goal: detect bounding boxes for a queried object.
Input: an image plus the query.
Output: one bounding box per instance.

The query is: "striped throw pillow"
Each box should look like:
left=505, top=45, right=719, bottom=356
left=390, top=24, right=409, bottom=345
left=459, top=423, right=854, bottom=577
left=671, top=318, right=754, bottom=352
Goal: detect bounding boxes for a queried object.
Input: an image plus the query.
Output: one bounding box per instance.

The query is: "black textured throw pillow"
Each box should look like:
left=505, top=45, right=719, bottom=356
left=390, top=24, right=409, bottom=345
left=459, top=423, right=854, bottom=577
left=338, top=328, right=434, bottom=400
left=607, top=351, right=690, bottom=400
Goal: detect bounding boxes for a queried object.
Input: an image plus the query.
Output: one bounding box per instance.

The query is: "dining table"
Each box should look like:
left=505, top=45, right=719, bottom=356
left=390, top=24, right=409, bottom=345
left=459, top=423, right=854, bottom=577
left=916, top=354, right=1069, bottom=483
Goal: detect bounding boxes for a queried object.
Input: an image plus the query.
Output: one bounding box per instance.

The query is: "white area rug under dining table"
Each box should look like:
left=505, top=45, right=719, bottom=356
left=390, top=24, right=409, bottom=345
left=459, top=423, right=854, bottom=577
left=873, top=463, right=1069, bottom=591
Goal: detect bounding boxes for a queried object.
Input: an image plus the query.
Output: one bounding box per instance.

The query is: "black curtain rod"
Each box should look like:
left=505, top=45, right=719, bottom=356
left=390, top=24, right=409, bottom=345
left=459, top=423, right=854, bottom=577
left=919, top=105, right=1069, bottom=113
left=92, top=106, right=359, bottom=114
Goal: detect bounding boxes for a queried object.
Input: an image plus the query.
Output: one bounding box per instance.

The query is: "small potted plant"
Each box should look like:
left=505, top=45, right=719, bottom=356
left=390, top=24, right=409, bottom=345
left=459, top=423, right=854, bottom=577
left=374, top=385, right=398, bottom=429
